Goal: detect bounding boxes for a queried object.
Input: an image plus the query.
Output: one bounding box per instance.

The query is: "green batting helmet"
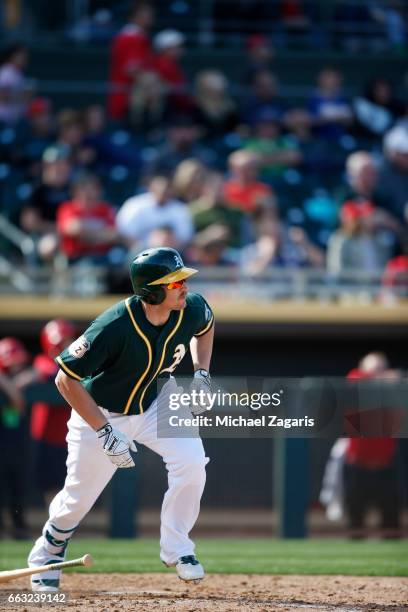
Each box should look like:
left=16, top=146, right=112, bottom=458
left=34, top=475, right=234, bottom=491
left=129, top=247, right=198, bottom=304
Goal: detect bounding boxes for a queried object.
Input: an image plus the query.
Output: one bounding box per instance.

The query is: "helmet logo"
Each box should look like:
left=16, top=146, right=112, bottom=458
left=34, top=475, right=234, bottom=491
left=174, top=254, right=183, bottom=269
left=68, top=335, right=90, bottom=359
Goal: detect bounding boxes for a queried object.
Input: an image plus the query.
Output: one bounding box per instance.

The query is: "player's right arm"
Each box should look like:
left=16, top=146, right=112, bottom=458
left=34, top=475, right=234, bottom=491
left=55, top=370, right=107, bottom=430
left=55, top=316, right=136, bottom=468
left=55, top=370, right=135, bottom=468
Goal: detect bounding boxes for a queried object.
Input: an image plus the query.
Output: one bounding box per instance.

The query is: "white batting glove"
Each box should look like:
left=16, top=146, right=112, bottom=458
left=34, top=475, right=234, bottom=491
left=190, top=369, right=212, bottom=416
left=96, top=422, right=136, bottom=468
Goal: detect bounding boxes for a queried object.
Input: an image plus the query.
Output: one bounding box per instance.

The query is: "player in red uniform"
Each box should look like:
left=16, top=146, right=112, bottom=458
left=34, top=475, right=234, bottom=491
left=344, top=353, right=402, bottom=538
left=0, top=337, right=31, bottom=538
left=29, top=320, right=76, bottom=506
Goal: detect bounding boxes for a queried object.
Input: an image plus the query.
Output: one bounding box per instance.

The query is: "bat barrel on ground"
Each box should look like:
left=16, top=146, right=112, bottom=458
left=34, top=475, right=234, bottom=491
left=0, top=554, right=93, bottom=584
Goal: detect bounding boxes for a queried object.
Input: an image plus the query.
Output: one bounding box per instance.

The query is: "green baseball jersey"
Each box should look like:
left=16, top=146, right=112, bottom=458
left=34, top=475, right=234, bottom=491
left=56, top=293, right=214, bottom=415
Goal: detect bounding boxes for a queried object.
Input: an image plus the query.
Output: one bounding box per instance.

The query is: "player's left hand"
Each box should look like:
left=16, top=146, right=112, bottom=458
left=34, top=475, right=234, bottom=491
left=189, top=369, right=212, bottom=416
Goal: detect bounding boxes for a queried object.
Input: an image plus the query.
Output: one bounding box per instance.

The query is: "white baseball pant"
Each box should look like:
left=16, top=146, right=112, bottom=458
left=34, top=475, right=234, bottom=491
left=43, top=400, right=209, bottom=564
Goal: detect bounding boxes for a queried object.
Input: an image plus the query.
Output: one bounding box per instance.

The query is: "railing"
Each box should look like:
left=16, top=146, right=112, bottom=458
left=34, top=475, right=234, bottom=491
left=192, top=267, right=408, bottom=302
left=0, top=0, right=403, bottom=51
left=0, top=261, right=406, bottom=301
left=0, top=215, right=35, bottom=259
left=19, top=78, right=336, bottom=103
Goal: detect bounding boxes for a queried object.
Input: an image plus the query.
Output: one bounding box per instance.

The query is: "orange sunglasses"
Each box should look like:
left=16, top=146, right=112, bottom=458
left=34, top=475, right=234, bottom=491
left=166, top=279, right=186, bottom=290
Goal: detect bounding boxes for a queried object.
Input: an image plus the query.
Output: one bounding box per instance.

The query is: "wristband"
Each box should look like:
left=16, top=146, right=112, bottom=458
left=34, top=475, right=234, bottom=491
left=194, top=369, right=210, bottom=378
left=96, top=422, right=111, bottom=437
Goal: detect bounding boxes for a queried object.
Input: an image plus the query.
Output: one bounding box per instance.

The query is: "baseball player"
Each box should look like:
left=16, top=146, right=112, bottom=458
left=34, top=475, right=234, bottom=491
left=21, top=319, right=76, bottom=506
left=28, top=247, right=214, bottom=590
left=0, top=338, right=31, bottom=539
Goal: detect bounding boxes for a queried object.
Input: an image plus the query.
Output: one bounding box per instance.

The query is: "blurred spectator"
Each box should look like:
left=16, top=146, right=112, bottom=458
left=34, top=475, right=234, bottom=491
left=20, top=145, right=72, bottom=261
left=308, top=68, right=352, bottom=141
left=193, top=70, right=239, bottom=140
left=153, top=29, right=191, bottom=112
left=146, top=226, right=180, bottom=250
left=108, top=1, right=155, bottom=121
left=377, top=124, right=408, bottom=222
left=241, top=208, right=324, bottom=275
left=56, top=109, right=95, bottom=170
left=0, top=42, right=31, bottom=125
left=244, top=35, right=275, bottom=82
left=370, top=1, right=407, bottom=51
left=128, top=70, right=169, bottom=138
left=23, top=98, right=55, bottom=176
left=83, top=104, right=141, bottom=170
left=381, top=233, right=408, bottom=298
left=188, top=224, right=236, bottom=268
left=67, top=7, right=115, bottom=44
left=343, top=151, right=401, bottom=238
left=172, top=159, right=207, bottom=203
left=223, top=150, right=276, bottom=213
left=189, top=171, right=250, bottom=248
left=116, top=174, right=194, bottom=251
left=344, top=353, right=403, bottom=539
left=145, top=114, right=211, bottom=176
left=242, top=70, right=286, bottom=127
left=352, top=77, right=405, bottom=143
left=327, top=200, right=393, bottom=275
left=0, top=337, right=30, bottom=539
left=286, top=108, right=341, bottom=183
left=18, top=320, right=75, bottom=506
left=243, top=109, right=302, bottom=181
left=56, top=172, right=118, bottom=264
left=346, top=151, right=381, bottom=201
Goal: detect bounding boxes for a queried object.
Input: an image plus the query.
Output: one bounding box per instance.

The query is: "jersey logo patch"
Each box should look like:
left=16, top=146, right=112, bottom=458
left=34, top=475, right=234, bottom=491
left=68, top=335, right=90, bottom=359
left=204, top=303, right=212, bottom=322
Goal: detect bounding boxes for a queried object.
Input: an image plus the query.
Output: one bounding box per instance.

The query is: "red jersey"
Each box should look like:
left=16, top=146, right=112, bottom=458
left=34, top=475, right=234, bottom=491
left=56, top=200, right=116, bottom=258
left=108, top=24, right=154, bottom=119
left=345, top=367, right=397, bottom=469
left=346, top=438, right=397, bottom=469
left=382, top=255, right=408, bottom=287
left=223, top=180, right=272, bottom=213
left=30, top=354, right=70, bottom=446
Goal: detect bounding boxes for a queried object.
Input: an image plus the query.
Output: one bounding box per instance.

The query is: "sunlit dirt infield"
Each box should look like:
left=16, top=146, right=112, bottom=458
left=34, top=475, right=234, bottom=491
left=1, top=573, right=408, bottom=611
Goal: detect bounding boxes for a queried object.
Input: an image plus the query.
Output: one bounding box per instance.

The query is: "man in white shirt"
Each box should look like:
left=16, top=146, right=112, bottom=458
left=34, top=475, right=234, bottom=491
left=116, top=175, right=194, bottom=250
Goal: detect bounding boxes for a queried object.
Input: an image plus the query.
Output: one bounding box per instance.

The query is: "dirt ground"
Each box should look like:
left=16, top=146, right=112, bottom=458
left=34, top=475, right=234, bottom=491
left=1, top=574, right=408, bottom=611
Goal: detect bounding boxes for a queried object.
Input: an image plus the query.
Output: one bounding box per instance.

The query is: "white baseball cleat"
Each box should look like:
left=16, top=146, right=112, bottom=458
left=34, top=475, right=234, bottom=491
left=31, top=579, right=59, bottom=592
left=176, top=555, right=205, bottom=582
left=28, top=536, right=63, bottom=592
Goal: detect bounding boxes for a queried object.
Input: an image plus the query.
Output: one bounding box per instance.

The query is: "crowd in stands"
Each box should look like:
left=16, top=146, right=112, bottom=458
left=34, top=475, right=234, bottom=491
left=0, top=1, right=407, bottom=296
left=34, top=1, right=408, bottom=53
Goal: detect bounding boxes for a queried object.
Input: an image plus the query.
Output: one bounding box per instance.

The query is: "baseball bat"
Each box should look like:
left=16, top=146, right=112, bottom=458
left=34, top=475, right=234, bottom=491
left=0, top=554, right=93, bottom=584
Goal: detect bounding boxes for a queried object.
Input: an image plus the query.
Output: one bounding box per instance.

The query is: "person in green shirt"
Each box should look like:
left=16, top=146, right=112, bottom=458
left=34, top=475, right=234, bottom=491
left=28, top=247, right=214, bottom=588
left=244, top=110, right=302, bottom=182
